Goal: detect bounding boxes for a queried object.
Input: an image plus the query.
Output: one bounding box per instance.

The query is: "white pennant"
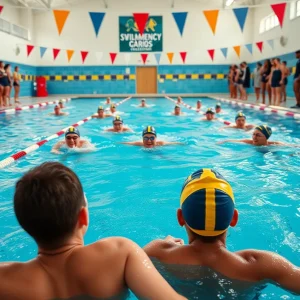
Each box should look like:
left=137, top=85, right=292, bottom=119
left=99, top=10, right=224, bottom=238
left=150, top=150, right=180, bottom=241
left=124, top=53, right=131, bottom=65
left=96, top=52, right=103, bottom=63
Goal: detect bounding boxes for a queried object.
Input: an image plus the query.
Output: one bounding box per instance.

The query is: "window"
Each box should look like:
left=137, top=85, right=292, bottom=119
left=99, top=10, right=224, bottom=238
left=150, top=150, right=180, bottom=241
left=0, top=17, right=30, bottom=40
left=290, top=0, right=300, bottom=19
left=259, top=13, right=280, bottom=34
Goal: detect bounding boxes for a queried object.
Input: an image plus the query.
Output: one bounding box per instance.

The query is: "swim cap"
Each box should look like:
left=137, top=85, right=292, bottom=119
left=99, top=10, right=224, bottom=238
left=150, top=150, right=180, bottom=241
left=142, top=126, right=156, bottom=137
left=59, top=100, right=63, bottom=104
left=255, top=125, right=272, bottom=139
left=55, top=105, right=59, bottom=109
left=180, top=169, right=235, bottom=237
left=197, top=100, right=202, bottom=103
left=175, top=105, right=180, bottom=109
left=65, top=126, right=80, bottom=137
left=98, top=106, right=104, bottom=111
left=215, top=103, right=221, bottom=109
left=111, top=104, right=116, bottom=108
left=113, top=116, right=123, bottom=124
left=206, top=108, right=215, bottom=114
left=235, top=112, right=246, bottom=120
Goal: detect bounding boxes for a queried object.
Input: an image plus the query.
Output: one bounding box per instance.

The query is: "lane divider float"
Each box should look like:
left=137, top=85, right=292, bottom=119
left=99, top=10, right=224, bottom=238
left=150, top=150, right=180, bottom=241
left=0, top=97, right=131, bottom=169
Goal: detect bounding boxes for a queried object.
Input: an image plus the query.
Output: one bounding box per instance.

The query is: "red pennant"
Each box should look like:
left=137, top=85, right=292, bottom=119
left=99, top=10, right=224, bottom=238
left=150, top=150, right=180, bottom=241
left=256, top=42, right=263, bottom=53
left=81, top=51, right=89, bottom=63
left=180, top=52, right=187, bottom=63
left=53, top=48, right=60, bottom=60
left=110, top=53, right=117, bottom=64
left=271, top=3, right=286, bottom=28
left=133, top=13, right=149, bottom=35
left=0, top=6, right=4, bottom=14
left=141, top=54, right=148, bottom=64
left=207, top=49, right=215, bottom=61
left=27, top=45, right=34, bottom=57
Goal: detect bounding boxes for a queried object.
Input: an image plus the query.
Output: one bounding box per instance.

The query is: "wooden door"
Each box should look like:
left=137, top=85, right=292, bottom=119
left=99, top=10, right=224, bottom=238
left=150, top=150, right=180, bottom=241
left=136, top=67, right=157, bottom=94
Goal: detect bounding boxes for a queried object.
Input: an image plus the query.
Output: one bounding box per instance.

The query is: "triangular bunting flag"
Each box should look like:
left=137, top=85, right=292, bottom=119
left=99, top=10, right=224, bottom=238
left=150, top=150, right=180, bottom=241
left=53, top=10, right=70, bottom=35
left=40, top=47, right=47, bottom=58
left=154, top=53, right=161, bottom=65
left=81, top=51, right=89, bottom=63
left=267, top=39, right=274, bottom=50
left=89, top=12, right=105, bottom=37
left=271, top=3, right=286, bottom=28
left=133, top=13, right=149, bottom=35
left=180, top=52, right=187, bottom=63
left=141, top=54, right=148, bottom=64
left=96, top=52, right=103, bottom=63
left=203, top=10, right=219, bottom=35
left=232, top=7, right=249, bottom=32
left=53, top=48, right=60, bottom=60
left=110, top=53, right=117, bottom=64
left=256, top=42, right=263, bottom=53
left=0, top=6, right=4, bottom=14
left=124, top=53, right=131, bottom=65
left=66, top=50, right=74, bottom=62
left=167, top=52, right=174, bottom=64
left=172, top=12, right=188, bottom=36
left=207, top=49, right=215, bottom=61
left=233, top=46, right=241, bottom=58
left=220, top=48, right=228, bottom=58
left=27, top=45, right=34, bottom=57
left=245, top=44, right=253, bottom=54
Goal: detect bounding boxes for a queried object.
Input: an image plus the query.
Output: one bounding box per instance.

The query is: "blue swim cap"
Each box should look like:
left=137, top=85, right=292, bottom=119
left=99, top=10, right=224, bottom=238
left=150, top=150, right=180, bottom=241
left=113, top=116, right=123, bottom=124
left=206, top=108, right=215, bottom=114
left=180, top=169, right=235, bottom=237
left=235, top=112, right=246, bottom=120
left=65, top=127, right=80, bottom=137
left=255, top=125, right=272, bottom=139
left=143, top=126, right=156, bottom=137
left=215, top=103, right=221, bottom=109
left=98, top=106, right=104, bottom=111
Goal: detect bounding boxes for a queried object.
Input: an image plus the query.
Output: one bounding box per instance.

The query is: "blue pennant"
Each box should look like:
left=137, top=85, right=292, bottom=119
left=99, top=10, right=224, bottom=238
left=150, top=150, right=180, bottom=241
left=267, top=39, right=274, bottom=49
left=40, top=47, right=47, bottom=58
left=220, top=48, right=228, bottom=58
left=233, top=7, right=249, bottom=32
left=245, top=43, right=253, bottom=54
left=89, top=12, right=106, bottom=37
left=172, top=12, right=188, bottom=36
left=154, top=53, right=161, bottom=65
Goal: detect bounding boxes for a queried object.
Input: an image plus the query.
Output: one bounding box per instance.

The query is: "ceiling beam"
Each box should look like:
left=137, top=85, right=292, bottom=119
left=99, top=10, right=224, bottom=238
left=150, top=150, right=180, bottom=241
left=103, top=0, right=108, bottom=8
left=17, top=0, right=29, bottom=7
left=33, top=0, right=50, bottom=8
left=171, top=0, right=175, bottom=8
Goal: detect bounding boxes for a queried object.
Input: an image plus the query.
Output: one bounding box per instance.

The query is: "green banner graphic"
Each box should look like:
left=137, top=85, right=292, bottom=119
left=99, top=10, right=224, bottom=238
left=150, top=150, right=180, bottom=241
left=119, top=16, right=163, bottom=52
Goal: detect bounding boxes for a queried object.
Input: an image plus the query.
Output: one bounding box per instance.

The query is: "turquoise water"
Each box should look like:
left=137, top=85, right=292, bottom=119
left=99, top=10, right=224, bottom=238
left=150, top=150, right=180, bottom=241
left=0, top=97, right=299, bottom=299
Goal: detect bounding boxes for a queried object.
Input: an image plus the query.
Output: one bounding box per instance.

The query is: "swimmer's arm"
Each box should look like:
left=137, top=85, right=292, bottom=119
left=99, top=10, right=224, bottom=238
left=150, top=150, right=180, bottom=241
left=124, top=127, right=133, bottom=132
left=105, top=128, right=114, bottom=132
left=268, top=141, right=300, bottom=147
left=121, top=141, right=144, bottom=146
left=218, top=139, right=252, bottom=145
left=51, top=141, right=65, bottom=154
left=91, top=115, right=98, bottom=119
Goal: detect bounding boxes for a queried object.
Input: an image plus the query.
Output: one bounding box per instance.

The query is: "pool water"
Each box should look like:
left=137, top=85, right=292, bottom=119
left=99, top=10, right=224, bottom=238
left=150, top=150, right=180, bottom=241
left=0, top=97, right=299, bottom=299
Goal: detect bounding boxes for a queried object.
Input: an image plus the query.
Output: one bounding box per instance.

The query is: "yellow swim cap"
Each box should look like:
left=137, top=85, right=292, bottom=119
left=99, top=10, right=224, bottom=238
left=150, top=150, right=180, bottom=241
left=180, top=169, right=235, bottom=237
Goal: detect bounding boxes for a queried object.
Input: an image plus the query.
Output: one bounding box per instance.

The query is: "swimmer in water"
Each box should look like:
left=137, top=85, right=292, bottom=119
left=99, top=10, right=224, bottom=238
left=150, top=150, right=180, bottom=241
left=177, top=96, right=182, bottom=104
left=223, top=112, right=254, bottom=130
left=106, top=116, right=132, bottom=133
left=50, top=105, right=68, bottom=116
left=219, top=125, right=289, bottom=146
left=92, top=106, right=111, bottom=119
left=139, top=99, right=148, bottom=107
left=196, top=100, right=202, bottom=111
left=58, top=100, right=65, bottom=109
left=122, top=126, right=183, bottom=148
left=202, top=108, right=217, bottom=121
left=173, top=105, right=184, bottom=116
left=215, top=103, right=222, bottom=114
left=106, top=97, right=111, bottom=104
left=0, top=162, right=185, bottom=300
left=143, top=169, right=300, bottom=298
left=51, top=127, right=91, bottom=154
left=110, top=104, right=117, bottom=114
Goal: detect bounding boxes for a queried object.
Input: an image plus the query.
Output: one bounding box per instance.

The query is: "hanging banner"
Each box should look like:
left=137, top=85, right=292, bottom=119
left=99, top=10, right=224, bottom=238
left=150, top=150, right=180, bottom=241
left=172, top=12, right=188, bottom=36
left=245, top=43, right=253, bottom=54
left=27, top=45, right=34, bottom=57
left=154, top=53, right=161, bottom=65
left=203, top=10, right=219, bottom=35
left=271, top=3, right=286, bottom=28
left=40, top=47, right=47, bottom=58
left=167, top=52, right=174, bottom=64
left=89, top=12, right=105, bottom=37
left=81, top=51, right=89, bottom=63
left=256, top=42, right=263, bottom=53
left=220, top=48, right=228, bottom=58
left=267, top=39, right=274, bottom=49
left=232, top=7, right=249, bottom=32
left=119, top=15, right=163, bottom=52
left=66, top=50, right=74, bottom=62
left=180, top=52, right=187, bottom=63
left=53, top=10, right=70, bottom=35
left=233, top=46, right=241, bottom=58
left=110, top=53, right=117, bottom=64
left=207, top=49, right=215, bottom=61
left=53, top=48, right=60, bottom=60
left=0, top=6, right=4, bottom=14
left=141, top=53, right=148, bottom=64
left=96, top=52, right=103, bottom=63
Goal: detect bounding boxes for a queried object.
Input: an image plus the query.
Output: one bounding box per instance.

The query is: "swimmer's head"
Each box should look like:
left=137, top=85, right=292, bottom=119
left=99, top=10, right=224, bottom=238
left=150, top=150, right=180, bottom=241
left=235, top=112, right=246, bottom=128
left=113, top=116, right=123, bottom=131
left=97, top=106, right=104, bottom=116
left=197, top=100, right=202, bottom=109
left=215, top=103, right=222, bottom=113
left=106, top=97, right=111, bottom=103
left=14, top=162, right=88, bottom=249
left=141, top=99, right=146, bottom=107
left=174, top=105, right=181, bottom=115
left=110, top=104, right=116, bottom=113
left=178, top=169, right=238, bottom=240
left=54, top=105, right=60, bottom=115
left=253, top=125, right=272, bottom=145
left=177, top=96, right=182, bottom=103
left=205, top=108, right=215, bottom=120
left=296, top=50, right=300, bottom=59
left=58, top=100, right=64, bottom=108
left=142, top=126, right=157, bottom=148
left=65, top=127, right=80, bottom=148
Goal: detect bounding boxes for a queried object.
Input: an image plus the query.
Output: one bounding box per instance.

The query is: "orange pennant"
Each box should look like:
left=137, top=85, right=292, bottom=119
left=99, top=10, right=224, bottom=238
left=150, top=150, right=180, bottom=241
left=53, top=10, right=70, bottom=35
left=66, top=50, right=74, bottom=62
left=233, top=46, right=241, bottom=58
left=167, top=52, right=174, bottom=64
left=203, top=10, right=219, bottom=35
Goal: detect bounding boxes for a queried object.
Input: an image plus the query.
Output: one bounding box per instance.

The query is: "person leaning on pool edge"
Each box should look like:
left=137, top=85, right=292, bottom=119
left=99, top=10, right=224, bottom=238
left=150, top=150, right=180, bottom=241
left=144, top=168, right=300, bottom=295
left=0, top=162, right=185, bottom=300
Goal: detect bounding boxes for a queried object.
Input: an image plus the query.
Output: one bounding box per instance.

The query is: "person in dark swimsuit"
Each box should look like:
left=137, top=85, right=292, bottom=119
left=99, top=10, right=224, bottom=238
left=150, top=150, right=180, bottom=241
left=242, top=61, right=251, bottom=100
left=4, top=64, right=12, bottom=106
left=0, top=62, right=11, bottom=107
left=13, top=66, right=21, bottom=104
left=237, top=63, right=246, bottom=100
left=292, top=50, right=300, bottom=108
left=0, top=61, right=6, bottom=107
left=232, top=65, right=238, bottom=99
left=270, top=58, right=285, bottom=106
left=260, top=59, right=272, bottom=105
